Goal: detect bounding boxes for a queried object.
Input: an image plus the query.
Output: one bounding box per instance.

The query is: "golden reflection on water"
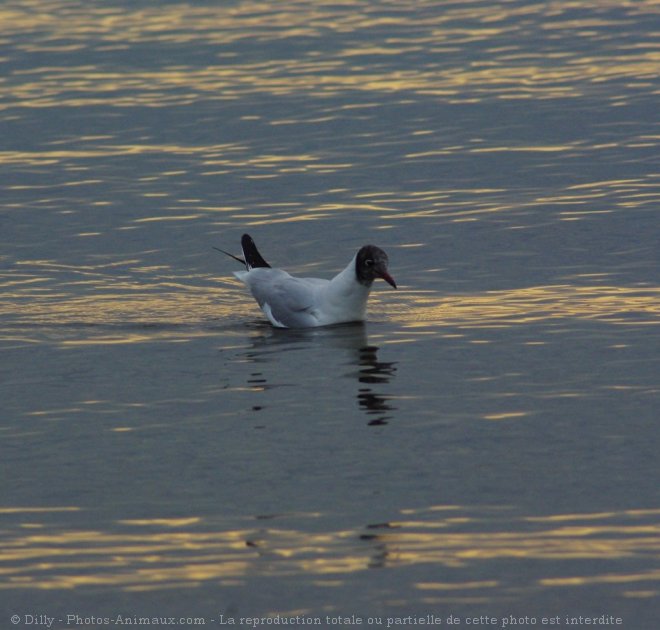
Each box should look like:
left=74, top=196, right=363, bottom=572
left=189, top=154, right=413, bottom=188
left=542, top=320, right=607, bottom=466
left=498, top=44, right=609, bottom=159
left=1, top=1, right=657, bottom=612
left=385, top=284, right=660, bottom=330
left=1, top=253, right=658, bottom=343
left=1, top=507, right=658, bottom=598
left=1, top=0, right=657, bottom=109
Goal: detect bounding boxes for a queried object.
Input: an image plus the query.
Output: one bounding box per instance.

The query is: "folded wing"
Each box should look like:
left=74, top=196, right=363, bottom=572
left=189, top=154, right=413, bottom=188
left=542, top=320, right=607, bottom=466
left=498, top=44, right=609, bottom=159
left=235, top=268, right=328, bottom=328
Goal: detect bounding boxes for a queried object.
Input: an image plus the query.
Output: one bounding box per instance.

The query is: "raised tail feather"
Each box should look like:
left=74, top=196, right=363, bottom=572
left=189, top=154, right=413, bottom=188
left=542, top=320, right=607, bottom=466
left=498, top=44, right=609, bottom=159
left=241, top=234, right=271, bottom=270
left=213, top=233, right=271, bottom=270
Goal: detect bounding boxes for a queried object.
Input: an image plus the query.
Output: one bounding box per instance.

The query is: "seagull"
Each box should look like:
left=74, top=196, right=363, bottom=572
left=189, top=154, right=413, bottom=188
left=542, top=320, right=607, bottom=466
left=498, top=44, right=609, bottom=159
left=216, top=234, right=396, bottom=328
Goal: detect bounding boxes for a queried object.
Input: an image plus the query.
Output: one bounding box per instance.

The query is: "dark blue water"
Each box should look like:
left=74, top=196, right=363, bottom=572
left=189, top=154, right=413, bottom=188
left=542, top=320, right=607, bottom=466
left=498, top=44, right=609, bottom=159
left=1, top=1, right=658, bottom=628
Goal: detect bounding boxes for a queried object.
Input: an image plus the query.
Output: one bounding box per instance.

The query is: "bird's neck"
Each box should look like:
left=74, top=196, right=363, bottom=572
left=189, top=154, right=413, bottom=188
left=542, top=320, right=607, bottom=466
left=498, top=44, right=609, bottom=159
left=322, top=255, right=372, bottom=320
left=331, top=255, right=371, bottom=289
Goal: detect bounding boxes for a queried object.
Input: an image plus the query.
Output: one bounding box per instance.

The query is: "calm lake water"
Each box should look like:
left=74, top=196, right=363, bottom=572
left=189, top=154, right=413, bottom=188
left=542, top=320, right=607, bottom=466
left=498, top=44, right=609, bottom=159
left=1, top=0, right=659, bottom=628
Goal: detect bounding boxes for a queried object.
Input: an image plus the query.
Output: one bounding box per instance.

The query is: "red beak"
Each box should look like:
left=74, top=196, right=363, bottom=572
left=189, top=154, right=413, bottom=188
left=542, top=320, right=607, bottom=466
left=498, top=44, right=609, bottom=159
left=378, top=270, right=397, bottom=289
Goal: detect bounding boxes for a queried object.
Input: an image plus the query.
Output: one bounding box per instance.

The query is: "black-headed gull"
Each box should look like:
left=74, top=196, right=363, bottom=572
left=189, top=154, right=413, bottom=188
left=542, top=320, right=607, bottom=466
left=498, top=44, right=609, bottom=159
left=218, top=234, right=396, bottom=328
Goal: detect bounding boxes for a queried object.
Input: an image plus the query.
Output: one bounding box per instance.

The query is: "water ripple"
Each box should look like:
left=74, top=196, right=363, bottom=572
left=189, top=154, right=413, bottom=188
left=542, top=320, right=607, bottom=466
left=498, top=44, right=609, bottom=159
left=1, top=1, right=657, bottom=109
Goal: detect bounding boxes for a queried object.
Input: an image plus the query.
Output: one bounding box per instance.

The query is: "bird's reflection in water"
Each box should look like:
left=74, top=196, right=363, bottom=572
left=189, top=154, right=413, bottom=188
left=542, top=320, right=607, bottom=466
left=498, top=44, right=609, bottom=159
left=239, top=322, right=397, bottom=426
left=357, top=345, right=397, bottom=426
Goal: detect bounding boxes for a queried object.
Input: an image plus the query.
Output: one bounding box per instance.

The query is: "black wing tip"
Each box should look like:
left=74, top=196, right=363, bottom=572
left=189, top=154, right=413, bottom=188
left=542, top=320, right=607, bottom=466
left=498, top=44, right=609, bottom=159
left=241, top=234, right=271, bottom=269
left=212, top=246, right=245, bottom=266
left=213, top=233, right=270, bottom=270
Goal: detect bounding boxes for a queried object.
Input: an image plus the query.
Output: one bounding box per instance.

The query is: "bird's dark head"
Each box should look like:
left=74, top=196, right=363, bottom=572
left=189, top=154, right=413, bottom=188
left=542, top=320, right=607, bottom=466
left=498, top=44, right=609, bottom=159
left=355, top=245, right=397, bottom=289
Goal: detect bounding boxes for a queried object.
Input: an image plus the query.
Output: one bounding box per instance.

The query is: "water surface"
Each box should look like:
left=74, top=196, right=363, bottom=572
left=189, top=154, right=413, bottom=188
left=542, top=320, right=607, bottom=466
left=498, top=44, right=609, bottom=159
left=1, top=0, right=659, bottom=627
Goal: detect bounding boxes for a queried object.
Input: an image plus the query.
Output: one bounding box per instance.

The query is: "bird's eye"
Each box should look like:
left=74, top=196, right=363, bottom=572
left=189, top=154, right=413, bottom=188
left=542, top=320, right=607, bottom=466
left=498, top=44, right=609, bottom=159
left=365, top=259, right=374, bottom=267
